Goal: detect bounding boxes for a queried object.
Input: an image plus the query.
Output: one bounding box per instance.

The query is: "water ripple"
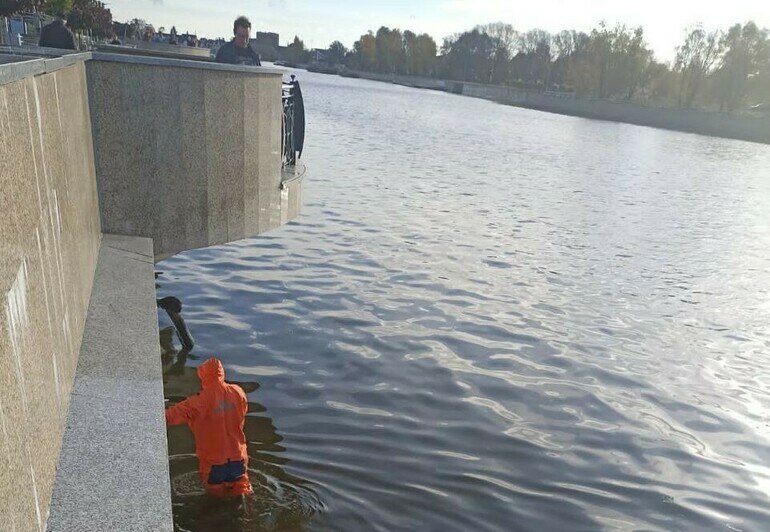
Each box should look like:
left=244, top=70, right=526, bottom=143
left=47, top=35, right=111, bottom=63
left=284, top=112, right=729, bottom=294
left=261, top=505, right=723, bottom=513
left=158, top=70, right=770, bottom=531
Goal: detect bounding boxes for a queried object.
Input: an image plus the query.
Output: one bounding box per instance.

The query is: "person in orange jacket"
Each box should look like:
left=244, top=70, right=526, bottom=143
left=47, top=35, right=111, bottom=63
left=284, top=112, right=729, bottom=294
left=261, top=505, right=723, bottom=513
left=165, top=357, right=253, bottom=497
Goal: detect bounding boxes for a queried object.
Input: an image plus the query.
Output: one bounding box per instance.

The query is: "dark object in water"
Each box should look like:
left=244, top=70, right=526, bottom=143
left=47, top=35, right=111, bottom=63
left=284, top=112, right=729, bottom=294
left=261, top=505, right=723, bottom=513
left=157, top=296, right=195, bottom=351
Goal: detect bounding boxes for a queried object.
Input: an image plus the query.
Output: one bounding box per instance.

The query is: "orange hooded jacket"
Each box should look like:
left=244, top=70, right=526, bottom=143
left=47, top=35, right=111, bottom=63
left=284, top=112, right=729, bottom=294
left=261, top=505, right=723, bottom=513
left=165, top=357, right=253, bottom=496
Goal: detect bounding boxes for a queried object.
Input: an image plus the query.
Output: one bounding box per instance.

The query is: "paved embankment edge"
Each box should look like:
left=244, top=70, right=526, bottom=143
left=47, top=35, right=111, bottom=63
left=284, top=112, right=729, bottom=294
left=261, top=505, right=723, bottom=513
left=47, top=234, right=173, bottom=532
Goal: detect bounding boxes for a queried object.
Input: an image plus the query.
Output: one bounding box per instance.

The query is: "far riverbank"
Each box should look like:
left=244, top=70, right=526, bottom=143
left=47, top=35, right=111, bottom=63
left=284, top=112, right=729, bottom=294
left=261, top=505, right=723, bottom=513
left=295, top=63, right=770, bottom=145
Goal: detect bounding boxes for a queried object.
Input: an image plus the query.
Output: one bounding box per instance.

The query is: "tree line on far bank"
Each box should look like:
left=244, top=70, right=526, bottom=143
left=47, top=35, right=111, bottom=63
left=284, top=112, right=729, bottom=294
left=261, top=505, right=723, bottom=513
left=317, top=21, right=769, bottom=113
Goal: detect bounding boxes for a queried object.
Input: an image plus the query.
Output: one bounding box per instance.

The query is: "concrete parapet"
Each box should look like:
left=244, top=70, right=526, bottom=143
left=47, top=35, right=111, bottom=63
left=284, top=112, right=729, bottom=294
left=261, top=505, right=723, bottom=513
left=86, top=54, right=291, bottom=259
left=112, top=40, right=213, bottom=59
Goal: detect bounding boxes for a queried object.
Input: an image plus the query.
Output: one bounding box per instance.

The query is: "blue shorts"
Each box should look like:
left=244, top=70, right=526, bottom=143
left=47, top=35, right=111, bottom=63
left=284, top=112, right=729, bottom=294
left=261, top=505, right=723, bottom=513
left=207, top=460, right=247, bottom=485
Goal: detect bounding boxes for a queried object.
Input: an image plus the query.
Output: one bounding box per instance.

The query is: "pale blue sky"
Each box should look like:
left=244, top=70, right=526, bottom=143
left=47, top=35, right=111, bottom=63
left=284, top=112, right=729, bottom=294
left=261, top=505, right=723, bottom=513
left=107, top=0, right=770, bottom=61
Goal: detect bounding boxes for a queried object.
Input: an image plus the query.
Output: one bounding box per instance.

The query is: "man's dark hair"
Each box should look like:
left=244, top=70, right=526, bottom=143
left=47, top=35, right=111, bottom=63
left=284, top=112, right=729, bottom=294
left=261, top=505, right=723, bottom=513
left=233, top=16, right=251, bottom=34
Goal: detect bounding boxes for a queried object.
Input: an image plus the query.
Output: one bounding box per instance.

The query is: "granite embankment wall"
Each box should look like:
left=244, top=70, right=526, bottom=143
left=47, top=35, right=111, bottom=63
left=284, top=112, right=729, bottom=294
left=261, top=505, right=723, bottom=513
left=454, top=81, right=770, bottom=144
left=0, top=57, right=101, bottom=530
left=1, top=51, right=302, bottom=530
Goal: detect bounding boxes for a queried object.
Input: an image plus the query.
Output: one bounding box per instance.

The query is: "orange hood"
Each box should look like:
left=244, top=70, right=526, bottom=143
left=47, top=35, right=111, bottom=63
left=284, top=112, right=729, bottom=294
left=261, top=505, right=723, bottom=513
left=197, top=357, right=225, bottom=388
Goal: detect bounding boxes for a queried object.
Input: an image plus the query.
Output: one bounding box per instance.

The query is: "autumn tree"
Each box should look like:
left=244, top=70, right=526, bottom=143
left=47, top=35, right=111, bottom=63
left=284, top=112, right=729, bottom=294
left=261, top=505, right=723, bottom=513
left=327, top=40, right=347, bottom=64
left=0, top=0, right=46, bottom=16
left=285, top=35, right=308, bottom=63
left=67, top=0, right=112, bottom=38
left=585, top=23, right=652, bottom=99
left=415, top=33, right=437, bottom=76
left=477, top=22, right=516, bottom=84
left=403, top=30, right=419, bottom=74
left=441, top=29, right=495, bottom=82
left=403, top=30, right=436, bottom=76
left=375, top=26, right=403, bottom=73
left=44, top=0, right=71, bottom=16
left=551, top=30, right=590, bottom=89
left=512, top=29, right=553, bottom=88
left=350, top=31, right=376, bottom=70
left=712, top=22, right=770, bottom=111
left=646, top=60, right=678, bottom=103
left=674, top=27, right=723, bottom=108
left=0, top=0, right=72, bottom=16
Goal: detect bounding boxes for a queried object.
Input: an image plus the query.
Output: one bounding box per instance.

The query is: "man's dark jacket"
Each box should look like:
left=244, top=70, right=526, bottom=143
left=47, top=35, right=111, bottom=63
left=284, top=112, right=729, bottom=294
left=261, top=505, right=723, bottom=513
left=38, top=19, right=77, bottom=50
left=215, top=41, right=261, bottom=66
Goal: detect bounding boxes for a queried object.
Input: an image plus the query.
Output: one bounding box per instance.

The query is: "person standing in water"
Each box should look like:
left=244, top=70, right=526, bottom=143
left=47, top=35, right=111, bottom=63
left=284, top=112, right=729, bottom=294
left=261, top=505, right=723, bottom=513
left=165, top=357, right=253, bottom=497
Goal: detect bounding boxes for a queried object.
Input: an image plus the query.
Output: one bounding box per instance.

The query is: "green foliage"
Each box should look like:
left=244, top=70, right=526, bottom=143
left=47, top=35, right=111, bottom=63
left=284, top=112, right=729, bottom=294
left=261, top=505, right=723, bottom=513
left=351, top=31, right=376, bottom=70
left=375, top=27, right=404, bottom=73
left=285, top=35, right=308, bottom=64
left=585, top=24, right=652, bottom=99
left=441, top=29, right=495, bottom=82
left=550, top=30, right=590, bottom=90
left=327, top=40, right=347, bottom=65
left=0, top=0, right=48, bottom=16
left=403, top=30, right=437, bottom=76
left=712, top=22, right=770, bottom=110
left=511, top=29, right=553, bottom=87
left=43, top=0, right=71, bottom=16
left=674, top=27, right=723, bottom=108
left=477, top=23, right=516, bottom=83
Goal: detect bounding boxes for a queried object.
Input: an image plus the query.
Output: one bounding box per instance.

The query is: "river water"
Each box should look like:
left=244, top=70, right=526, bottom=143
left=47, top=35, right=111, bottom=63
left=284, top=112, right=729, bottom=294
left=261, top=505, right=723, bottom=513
left=158, top=70, right=770, bottom=531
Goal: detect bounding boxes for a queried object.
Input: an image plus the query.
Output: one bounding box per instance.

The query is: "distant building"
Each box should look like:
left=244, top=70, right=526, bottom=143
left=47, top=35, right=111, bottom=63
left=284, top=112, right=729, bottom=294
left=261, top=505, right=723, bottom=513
left=251, top=30, right=280, bottom=62
left=255, top=32, right=279, bottom=47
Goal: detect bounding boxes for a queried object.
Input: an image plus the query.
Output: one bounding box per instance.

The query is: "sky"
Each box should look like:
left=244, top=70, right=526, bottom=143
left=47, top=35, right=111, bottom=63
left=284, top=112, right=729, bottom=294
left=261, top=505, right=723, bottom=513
left=106, top=0, right=770, bottom=62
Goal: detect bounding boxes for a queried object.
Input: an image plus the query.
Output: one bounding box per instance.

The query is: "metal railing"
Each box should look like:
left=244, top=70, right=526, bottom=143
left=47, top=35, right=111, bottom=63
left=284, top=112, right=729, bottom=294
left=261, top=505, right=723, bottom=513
left=1, top=13, right=49, bottom=47
left=281, top=75, right=305, bottom=167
